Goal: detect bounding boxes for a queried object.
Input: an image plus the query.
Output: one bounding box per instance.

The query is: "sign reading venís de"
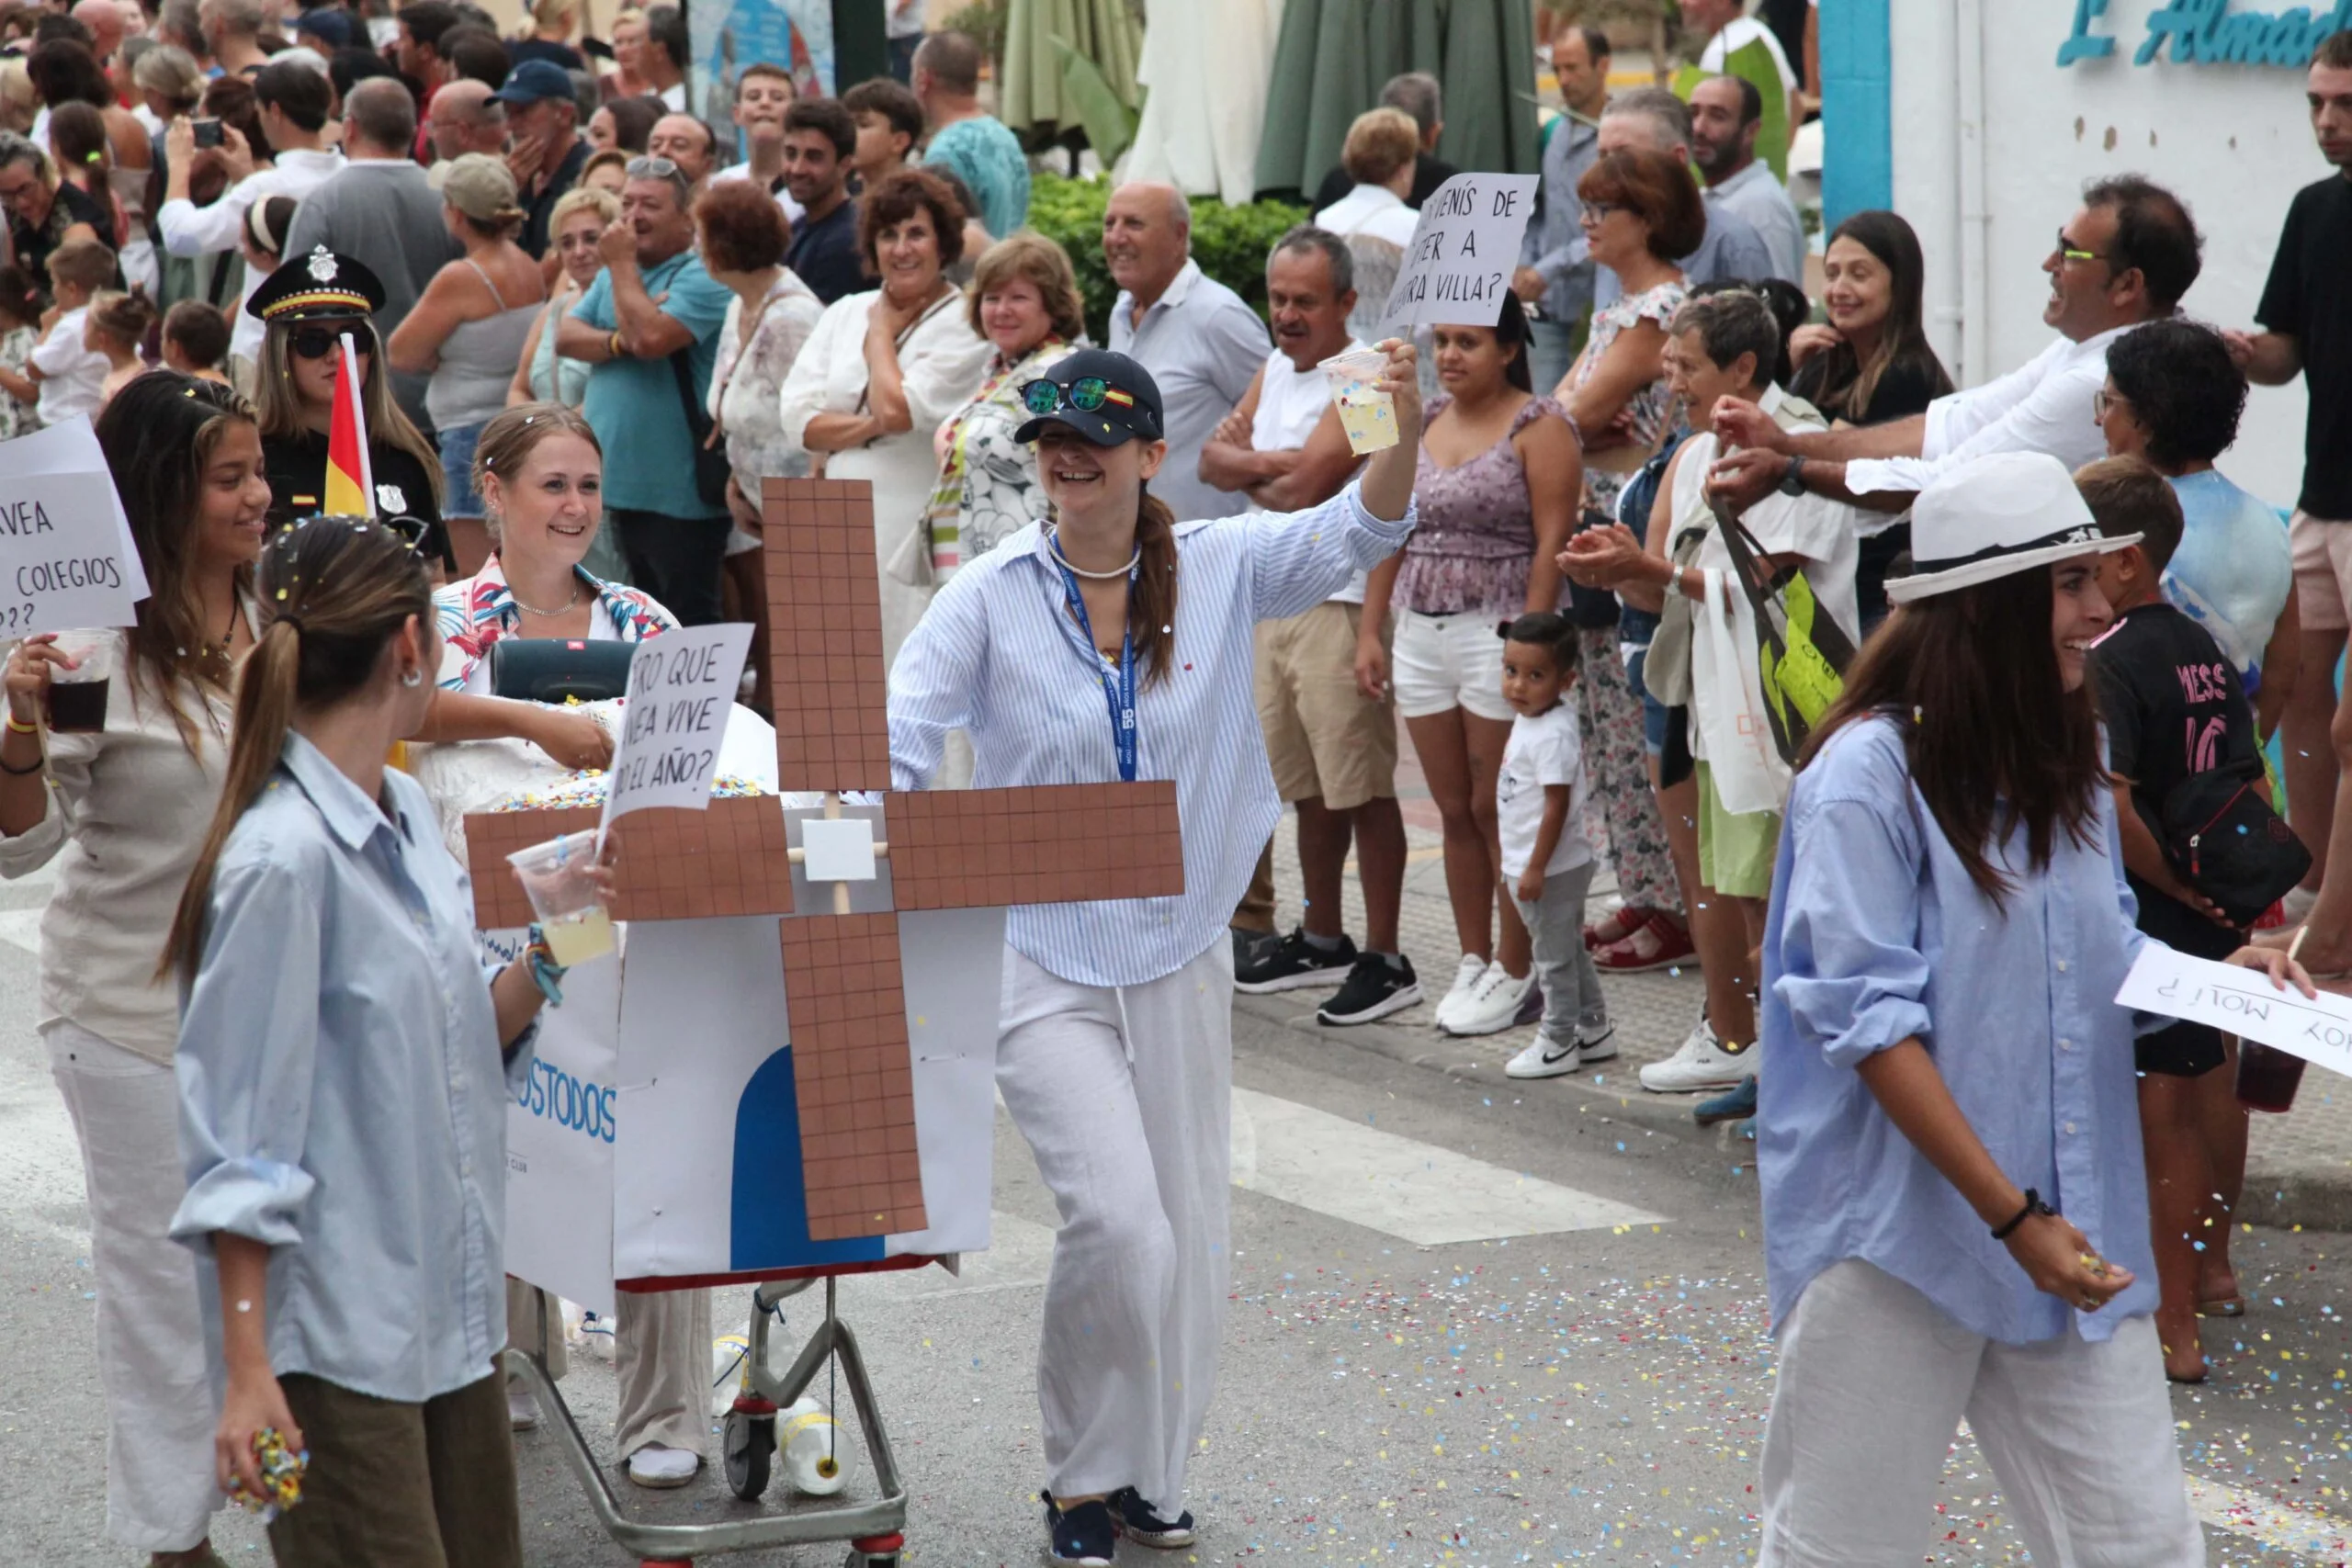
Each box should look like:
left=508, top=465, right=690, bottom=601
left=1380, top=174, right=1540, bottom=333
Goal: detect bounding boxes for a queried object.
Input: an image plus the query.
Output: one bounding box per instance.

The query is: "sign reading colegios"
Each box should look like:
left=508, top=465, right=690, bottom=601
left=2059, top=0, right=2352, bottom=66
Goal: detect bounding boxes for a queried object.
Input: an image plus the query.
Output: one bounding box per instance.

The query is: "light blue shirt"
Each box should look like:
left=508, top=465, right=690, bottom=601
left=1519, top=111, right=1600, bottom=322
left=922, top=115, right=1032, bottom=239
left=1108, top=260, right=1270, bottom=523
left=172, top=734, right=532, bottom=1403
left=572, top=248, right=735, bottom=517
left=2164, top=468, right=2292, bottom=694
left=888, top=482, right=1414, bottom=987
left=1758, top=715, right=2161, bottom=1346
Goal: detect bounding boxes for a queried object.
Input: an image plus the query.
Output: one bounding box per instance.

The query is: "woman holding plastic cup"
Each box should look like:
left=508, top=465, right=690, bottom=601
left=165, top=513, right=586, bottom=1564
left=0, top=371, right=267, bottom=1567
left=888, top=342, right=1420, bottom=1565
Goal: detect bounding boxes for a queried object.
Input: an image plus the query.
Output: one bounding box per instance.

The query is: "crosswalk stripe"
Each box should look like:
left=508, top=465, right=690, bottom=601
left=1228, top=1087, right=1666, bottom=1245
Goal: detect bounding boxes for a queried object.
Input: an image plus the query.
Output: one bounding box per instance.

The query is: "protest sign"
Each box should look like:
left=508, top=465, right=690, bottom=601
left=1380, top=173, right=1540, bottom=333
left=0, top=416, right=150, bottom=636
left=600, top=622, right=753, bottom=831
left=2116, top=946, right=2352, bottom=1080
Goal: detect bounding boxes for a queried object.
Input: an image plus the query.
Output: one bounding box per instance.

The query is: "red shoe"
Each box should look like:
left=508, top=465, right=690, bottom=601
left=1593, top=911, right=1698, bottom=974
left=1582, top=905, right=1643, bottom=951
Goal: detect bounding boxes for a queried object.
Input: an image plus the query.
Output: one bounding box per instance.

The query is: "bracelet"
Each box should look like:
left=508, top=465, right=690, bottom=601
left=0, top=747, right=43, bottom=775
left=607, top=329, right=625, bottom=360
left=525, top=923, right=569, bottom=1007
left=5, top=714, right=35, bottom=735
left=1990, top=1187, right=2055, bottom=1241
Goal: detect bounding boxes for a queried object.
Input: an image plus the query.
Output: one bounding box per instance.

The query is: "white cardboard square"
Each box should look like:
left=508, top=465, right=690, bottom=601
left=801, top=817, right=877, bottom=881
left=0, top=416, right=151, bottom=634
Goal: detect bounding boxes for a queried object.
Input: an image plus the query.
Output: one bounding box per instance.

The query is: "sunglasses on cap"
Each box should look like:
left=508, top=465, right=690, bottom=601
left=272, top=511, right=431, bottom=550
left=289, top=325, right=372, bottom=360
left=1019, top=377, right=1136, bottom=418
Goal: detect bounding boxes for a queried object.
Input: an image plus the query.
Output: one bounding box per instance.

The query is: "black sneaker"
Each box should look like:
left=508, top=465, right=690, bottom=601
left=1317, top=953, right=1423, bottom=1025
left=1042, top=1491, right=1117, bottom=1565
left=1232, top=926, right=1277, bottom=971
left=1109, top=1486, right=1197, bottom=1549
left=1233, top=927, right=1357, bottom=994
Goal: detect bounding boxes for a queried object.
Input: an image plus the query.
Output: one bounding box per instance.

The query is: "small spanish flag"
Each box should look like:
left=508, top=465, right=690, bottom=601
left=322, top=331, right=373, bottom=517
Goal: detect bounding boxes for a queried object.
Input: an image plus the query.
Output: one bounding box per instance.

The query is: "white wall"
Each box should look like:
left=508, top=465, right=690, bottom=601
left=1888, top=0, right=2322, bottom=507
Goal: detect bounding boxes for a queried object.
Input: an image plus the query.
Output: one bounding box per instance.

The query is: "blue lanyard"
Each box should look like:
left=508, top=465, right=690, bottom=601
left=1054, top=554, right=1138, bottom=784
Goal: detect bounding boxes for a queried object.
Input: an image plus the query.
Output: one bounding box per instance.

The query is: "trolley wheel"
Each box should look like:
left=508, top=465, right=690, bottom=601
left=847, top=1531, right=904, bottom=1566
left=721, top=1408, right=773, bottom=1501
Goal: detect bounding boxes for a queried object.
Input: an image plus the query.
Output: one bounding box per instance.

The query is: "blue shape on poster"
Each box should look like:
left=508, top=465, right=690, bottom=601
left=729, top=1047, right=888, bottom=1271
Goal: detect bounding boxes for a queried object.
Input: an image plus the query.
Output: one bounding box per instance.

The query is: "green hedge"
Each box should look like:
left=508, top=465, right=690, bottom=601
left=1026, top=172, right=1309, bottom=344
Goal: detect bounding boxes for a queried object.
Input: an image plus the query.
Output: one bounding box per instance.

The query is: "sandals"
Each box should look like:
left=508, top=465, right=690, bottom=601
left=1593, top=910, right=1699, bottom=975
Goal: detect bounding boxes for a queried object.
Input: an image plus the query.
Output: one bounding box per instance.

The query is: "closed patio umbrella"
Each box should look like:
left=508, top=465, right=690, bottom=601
left=1000, top=0, right=1143, bottom=154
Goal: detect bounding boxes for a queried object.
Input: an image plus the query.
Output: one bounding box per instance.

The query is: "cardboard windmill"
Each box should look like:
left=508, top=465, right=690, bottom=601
left=463, top=480, right=1183, bottom=1302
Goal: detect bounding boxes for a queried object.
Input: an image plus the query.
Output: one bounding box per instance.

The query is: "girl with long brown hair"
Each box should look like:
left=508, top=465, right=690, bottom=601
left=1751, top=450, right=2304, bottom=1562
left=0, top=369, right=269, bottom=1568
left=888, top=344, right=1421, bottom=1566
left=165, top=514, right=584, bottom=1567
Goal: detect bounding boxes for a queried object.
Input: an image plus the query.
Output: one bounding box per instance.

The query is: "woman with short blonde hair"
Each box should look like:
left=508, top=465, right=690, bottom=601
left=963, top=231, right=1086, bottom=344
left=1340, top=107, right=1419, bottom=189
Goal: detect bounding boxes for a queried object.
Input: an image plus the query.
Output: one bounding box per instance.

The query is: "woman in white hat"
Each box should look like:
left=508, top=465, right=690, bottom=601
left=1749, top=448, right=2307, bottom=1565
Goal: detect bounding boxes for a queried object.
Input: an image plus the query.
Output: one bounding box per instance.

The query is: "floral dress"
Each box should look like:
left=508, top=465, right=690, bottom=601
left=0, top=325, right=39, bottom=440
left=1560, top=278, right=1686, bottom=518
left=709, top=269, right=829, bottom=556
left=924, top=337, right=1076, bottom=580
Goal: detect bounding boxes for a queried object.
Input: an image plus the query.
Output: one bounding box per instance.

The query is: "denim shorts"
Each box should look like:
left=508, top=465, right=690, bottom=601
left=438, top=420, right=484, bottom=519
left=1625, top=646, right=1668, bottom=756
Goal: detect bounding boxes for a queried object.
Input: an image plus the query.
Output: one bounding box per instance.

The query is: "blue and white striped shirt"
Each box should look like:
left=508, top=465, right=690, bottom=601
left=889, top=482, right=1415, bottom=987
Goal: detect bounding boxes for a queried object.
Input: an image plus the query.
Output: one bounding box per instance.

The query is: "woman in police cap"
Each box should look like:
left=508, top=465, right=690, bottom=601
left=247, top=247, right=456, bottom=580
left=887, top=342, right=1420, bottom=1566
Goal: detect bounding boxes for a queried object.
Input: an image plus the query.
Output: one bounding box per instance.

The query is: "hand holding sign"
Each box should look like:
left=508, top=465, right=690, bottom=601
left=600, top=621, right=754, bottom=833
left=1380, top=174, right=1541, bottom=335
left=0, top=417, right=151, bottom=637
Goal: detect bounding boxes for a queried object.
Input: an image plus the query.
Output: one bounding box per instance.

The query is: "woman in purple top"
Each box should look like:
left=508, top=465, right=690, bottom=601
left=1363, top=295, right=1581, bottom=1039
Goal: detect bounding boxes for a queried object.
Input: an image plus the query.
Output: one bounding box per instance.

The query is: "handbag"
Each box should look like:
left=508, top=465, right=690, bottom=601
left=1563, top=509, right=1623, bottom=629
left=667, top=346, right=732, bottom=513
left=1710, top=496, right=1855, bottom=766
left=1640, top=519, right=1711, bottom=708
left=2159, top=760, right=2312, bottom=929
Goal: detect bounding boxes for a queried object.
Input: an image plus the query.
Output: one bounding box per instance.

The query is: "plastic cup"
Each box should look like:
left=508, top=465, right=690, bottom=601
left=1321, top=348, right=1399, bottom=456
left=2234, top=1040, right=2307, bottom=1114
left=507, top=829, right=615, bottom=965
left=43, top=631, right=112, bottom=734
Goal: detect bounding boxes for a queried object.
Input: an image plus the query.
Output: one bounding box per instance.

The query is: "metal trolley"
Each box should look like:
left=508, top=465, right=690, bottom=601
left=505, top=1266, right=927, bottom=1568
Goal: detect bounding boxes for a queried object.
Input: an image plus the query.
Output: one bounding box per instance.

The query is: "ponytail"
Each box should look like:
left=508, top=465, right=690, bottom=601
left=163, top=515, right=434, bottom=979
left=1132, top=483, right=1180, bottom=690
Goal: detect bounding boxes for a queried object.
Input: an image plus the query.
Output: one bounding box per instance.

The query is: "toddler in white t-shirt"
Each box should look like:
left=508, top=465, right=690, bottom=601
left=1495, top=612, right=1613, bottom=1079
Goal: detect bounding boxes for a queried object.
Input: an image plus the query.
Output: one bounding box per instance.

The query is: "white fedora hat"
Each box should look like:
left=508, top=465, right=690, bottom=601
left=1883, top=450, right=2139, bottom=604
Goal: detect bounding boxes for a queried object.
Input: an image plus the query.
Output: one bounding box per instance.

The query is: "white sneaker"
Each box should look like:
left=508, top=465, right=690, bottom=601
left=1431, top=954, right=1489, bottom=1032
left=626, top=1443, right=701, bottom=1488
left=1442, top=964, right=1533, bottom=1037
left=1577, top=1021, right=1619, bottom=1064
left=507, top=1383, right=540, bottom=1432
left=1506, top=1035, right=1583, bottom=1078
left=1638, top=1012, right=1757, bottom=1093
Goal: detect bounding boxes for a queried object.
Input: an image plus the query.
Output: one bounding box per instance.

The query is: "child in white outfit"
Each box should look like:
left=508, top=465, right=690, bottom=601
left=1496, top=612, right=1613, bottom=1079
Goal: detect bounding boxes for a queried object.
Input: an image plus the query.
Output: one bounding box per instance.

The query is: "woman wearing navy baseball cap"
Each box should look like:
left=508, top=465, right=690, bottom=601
left=888, top=340, right=1421, bottom=1564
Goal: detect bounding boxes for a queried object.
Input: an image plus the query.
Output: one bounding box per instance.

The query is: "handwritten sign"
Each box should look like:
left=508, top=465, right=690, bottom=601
left=600, top=621, right=752, bottom=831
left=0, top=416, right=150, bottom=636
left=1380, top=173, right=1540, bottom=333
left=2116, top=946, right=2352, bottom=1080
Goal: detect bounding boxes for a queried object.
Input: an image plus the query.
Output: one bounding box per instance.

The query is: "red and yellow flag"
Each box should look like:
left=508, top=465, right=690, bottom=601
left=322, top=331, right=374, bottom=517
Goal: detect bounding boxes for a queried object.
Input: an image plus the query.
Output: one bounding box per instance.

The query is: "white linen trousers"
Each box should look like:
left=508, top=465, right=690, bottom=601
left=47, top=1021, right=221, bottom=1552
left=1758, top=1258, right=2202, bottom=1567
left=995, top=937, right=1235, bottom=1511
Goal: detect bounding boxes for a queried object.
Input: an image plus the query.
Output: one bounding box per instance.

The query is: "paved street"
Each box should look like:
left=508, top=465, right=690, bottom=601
left=4, top=814, right=2352, bottom=1565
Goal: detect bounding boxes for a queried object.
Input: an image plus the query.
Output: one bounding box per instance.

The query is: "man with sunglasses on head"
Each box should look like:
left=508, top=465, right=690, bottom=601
left=557, top=153, right=736, bottom=625
left=1707, top=176, right=2200, bottom=515
left=284, top=76, right=464, bottom=432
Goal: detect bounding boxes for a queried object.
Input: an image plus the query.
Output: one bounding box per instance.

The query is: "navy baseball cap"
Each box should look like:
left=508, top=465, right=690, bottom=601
left=293, top=8, right=355, bottom=48
left=491, top=59, right=577, bottom=107
left=1011, top=348, right=1165, bottom=447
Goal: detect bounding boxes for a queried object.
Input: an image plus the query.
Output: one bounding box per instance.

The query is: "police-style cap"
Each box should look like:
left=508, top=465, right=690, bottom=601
left=245, top=247, right=385, bottom=322
left=1011, top=348, right=1166, bottom=447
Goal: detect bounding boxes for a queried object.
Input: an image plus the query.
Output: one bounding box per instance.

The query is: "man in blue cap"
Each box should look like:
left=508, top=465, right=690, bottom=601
left=494, top=57, right=590, bottom=259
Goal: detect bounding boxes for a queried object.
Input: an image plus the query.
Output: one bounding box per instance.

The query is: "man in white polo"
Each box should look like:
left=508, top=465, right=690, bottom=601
left=1199, top=226, right=1418, bottom=1025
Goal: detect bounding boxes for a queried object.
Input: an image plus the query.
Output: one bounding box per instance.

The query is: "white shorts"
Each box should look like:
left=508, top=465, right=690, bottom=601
left=1392, top=607, right=1513, bottom=721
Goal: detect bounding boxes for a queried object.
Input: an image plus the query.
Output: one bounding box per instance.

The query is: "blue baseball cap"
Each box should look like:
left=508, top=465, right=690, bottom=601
left=491, top=58, right=576, bottom=107
left=293, top=8, right=355, bottom=48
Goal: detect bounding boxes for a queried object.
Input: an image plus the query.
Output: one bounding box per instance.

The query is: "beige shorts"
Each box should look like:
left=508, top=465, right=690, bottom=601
left=1254, top=601, right=1398, bottom=810
left=2290, top=510, right=2352, bottom=632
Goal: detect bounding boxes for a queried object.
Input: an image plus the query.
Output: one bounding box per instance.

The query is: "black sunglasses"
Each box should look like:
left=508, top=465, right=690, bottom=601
left=289, top=324, right=372, bottom=361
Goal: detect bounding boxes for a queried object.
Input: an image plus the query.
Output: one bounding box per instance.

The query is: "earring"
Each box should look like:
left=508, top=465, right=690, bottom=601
left=400, top=668, right=423, bottom=688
